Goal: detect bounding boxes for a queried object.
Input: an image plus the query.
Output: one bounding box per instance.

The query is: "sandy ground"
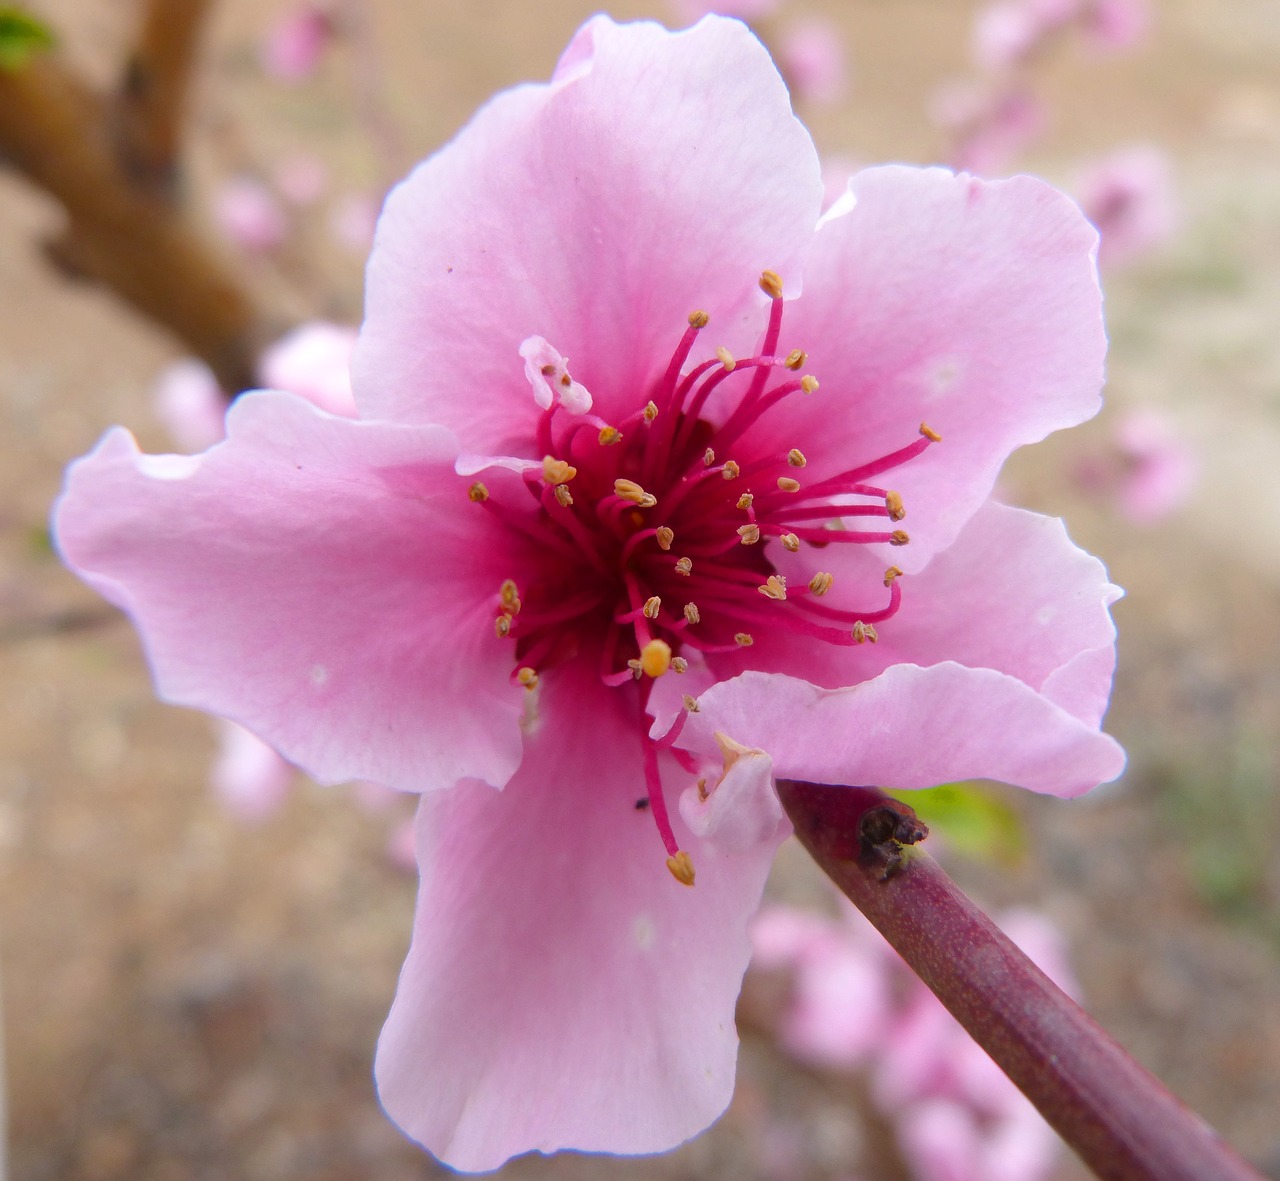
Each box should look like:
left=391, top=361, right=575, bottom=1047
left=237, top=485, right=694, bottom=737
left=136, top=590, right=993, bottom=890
left=3, top=1, right=1280, bottom=1178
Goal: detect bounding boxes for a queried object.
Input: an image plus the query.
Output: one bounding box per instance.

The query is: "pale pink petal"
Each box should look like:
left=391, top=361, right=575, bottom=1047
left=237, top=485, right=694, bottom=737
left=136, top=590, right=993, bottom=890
left=771, top=166, right=1103, bottom=570
left=152, top=359, right=227, bottom=452
left=898, top=1099, right=983, bottom=1181
left=684, top=663, right=1125, bottom=798
left=257, top=321, right=358, bottom=417
left=979, top=1106, right=1062, bottom=1181
left=376, top=663, right=784, bottom=1170
left=260, top=5, right=332, bottom=82
left=213, top=176, right=288, bottom=253
left=353, top=15, right=822, bottom=450
left=778, top=937, right=891, bottom=1069
left=53, top=392, right=524, bottom=793
left=519, top=335, right=593, bottom=415
left=209, top=719, right=294, bottom=821
left=750, top=904, right=837, bottom=967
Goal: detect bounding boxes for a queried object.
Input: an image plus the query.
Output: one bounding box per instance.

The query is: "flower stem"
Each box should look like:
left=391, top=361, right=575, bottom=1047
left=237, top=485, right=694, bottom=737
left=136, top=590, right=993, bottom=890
left=775, top=778, right=1267, bottom=1181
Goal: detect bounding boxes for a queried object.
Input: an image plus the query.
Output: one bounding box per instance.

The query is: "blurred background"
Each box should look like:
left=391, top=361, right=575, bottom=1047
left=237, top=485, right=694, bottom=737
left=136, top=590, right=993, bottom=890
left=2, top=0, right=1279, bottom=1178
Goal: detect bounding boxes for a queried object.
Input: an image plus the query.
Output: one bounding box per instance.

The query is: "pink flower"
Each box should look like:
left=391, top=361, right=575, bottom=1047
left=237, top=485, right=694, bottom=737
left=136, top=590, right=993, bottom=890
left=1082, top=0, right=1149, bottom=53
left=257, top=321, right=358, bottom=417
left=1075, top=406, right=1198, bottom=524
left=1075, top=145, right=1177, bottom=268
left=55, top=16, right=1122, bottom=1170
left=260, top=4, right=333, bottom=83
left=152, top=358, right=227, bottom=453
left=778, top=18, right=847, bottom=106
left=212, top=176, right=288, bottom=254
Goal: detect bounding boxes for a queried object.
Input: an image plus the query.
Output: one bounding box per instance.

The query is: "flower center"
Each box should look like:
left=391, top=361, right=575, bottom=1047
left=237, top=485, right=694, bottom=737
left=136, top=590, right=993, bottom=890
left=468, top=271, right=940, bottom=884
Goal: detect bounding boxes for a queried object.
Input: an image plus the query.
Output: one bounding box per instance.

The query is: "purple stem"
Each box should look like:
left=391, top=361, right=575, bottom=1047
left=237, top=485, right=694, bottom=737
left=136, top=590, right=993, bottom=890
left=775, top=779, right=1266, bottom=1181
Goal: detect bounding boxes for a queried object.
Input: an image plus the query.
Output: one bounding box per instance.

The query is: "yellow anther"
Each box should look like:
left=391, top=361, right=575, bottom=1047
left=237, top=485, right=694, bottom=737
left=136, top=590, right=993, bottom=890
left=666, top=850, right=696, bottom=887
left=655, top=526, right=674, bottom=551
left=784, top=348, right=807, bottom=371
left=890, top=530, right=910, bottom=546
left=499, top=580, right=521, bottom=612
left=781, top=533, right=800, bottom=552
left=598, top=425, right=622, bottom=446
left=643, top=596, right=662, bottom=620
left=704, top=447, right=716, bottom=466
left=688, top=309, right=710, bottom=329
left=738, top=523, right=761, bottom=545
left=777, top=476, right=801, bottom=493
left=554, top=484, right=574, bottom=507
left=643, top=400, right=659, bottom=423
left=495, top=613, right=513, bottom=638
left=800, top=375, right=819, bottom=394
left=884, top=565, right=903, bottom=587
left=758, top=575, right=788, bottom=601
left=809, top=572, right=834, bottom=596
left=516, top=666, right=540, bottom=688
left=468, top=482, right=489, bottom=502
left=885, top=491, right=905, bottom=521
left=715, top=346, right=736, bottom=372
left=640, top=638, right=672, bottom=678
left=721, top=460, right=741, bottom=480
left=759, top=269, right=784, bottom=300
left=615, top=478, right=655, bottom=506
left=920, top=422, right=942, bottom=442
left=671, top=656, right=689, bottom=674
left=787, top=448, right=807, bottom=468
left=736, top=492, right=754, bottom=511
left=734, top=632, right=755, bottom=647
left=674, top=556, right=693, bottom=576
left=543, top=456, right=577, bottom=484
left=851, top=621, right=879, bottom=645
left=682, top=694, right=700, bottom=713
left=683, top=602, right=701, bottom=624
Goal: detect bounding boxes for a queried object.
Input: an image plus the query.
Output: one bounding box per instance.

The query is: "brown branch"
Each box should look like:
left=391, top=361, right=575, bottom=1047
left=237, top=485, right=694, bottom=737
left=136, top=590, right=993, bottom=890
left=0, top=32, right=273, bottom=392
left=777, top=780, right=1267, bottom=1181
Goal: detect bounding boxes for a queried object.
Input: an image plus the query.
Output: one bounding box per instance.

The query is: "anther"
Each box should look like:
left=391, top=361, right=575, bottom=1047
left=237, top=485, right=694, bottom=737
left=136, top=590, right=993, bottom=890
left=715, top=346, right=736, bottom=372
left=800, top=375, right=819, bottom=394
left=851, top=622, right=879, bottom=645
left=640, top=638, right=672, bottom=678
left=682, top=694, right=700, bottom=713
left=808, top=572, right=834, bottom=595
left=787, top=449, right=807, bottom=468
left=666, top=850, right=696, bottom=887
left=885, top=491, right=905, bottom=521
left=777, top=476, right=801, bottom=493
left=468, top=482, right=489, bottom=502
left=540, top=363, right=556, bottom=376
left=884, top=566, right=903, bottom=587
left=704, top=448, right=716, bottom=466
left=655, top=526, right=675, bottom=551
left=890, top=530, right=910, bottom=546
left=734, top=632, right=755, bottom=647
left=721, top=460, right=741, bottom=480
left=738, top=523, right=761, bottom=545
left=671, top=657, right=689, bottom=674
left=615, top=478, right=656, bottom=506
left=920, top=422, right=942, bottom=442
left=627, top=658, right=643, bottom=679
left=643, top=596, right=661, bottom=620
left=683, top=602, right=701, bottom=624
left=784, top=348, right=806, bottom=371
left=643, top=400, right=659, bottom=423
left=554, top=484, right=573, bottom=507
left=516, top=666, right=540, bottom=688
left=543, top=456, right=577, bottom=484
left=499, top=580, right=521, bottom=613
left=598, top=425, right=622, bottom=446
left=674, top=556, right=693, bottom=576
left=688, top=309, right=710, bottom=329
left=781, top=533, right=800, bottom=552
left=758, top=575, right=788, bottom=601
left=759, top=269, right=784, bottom=300
left=495, top=614, right=513, bottom=638
left=736, top=492, right=754, bottom=511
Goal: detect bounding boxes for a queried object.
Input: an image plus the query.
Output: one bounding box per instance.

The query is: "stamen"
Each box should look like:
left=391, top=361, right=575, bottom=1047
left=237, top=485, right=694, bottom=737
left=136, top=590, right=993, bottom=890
left=674, top=556, right=693, bottom=576
left=682, top=694, right=700, bottom=713
left=614, top=478, right=657, bottom=507
left=598, top=425, right=622, bottom=446
left=784, top=348, right=806, bottom=370
left=890, top=530, right=910, bottom=546
left=738, top=524, right=761, bottom=545
left=495, top=614, right=513, bottom=638
left=787, top=448, right=807, bottom=468
left=801, top=375, right=819, bottom=394
left=758, top=575, right=788, bottom=601
left=655, top=526, right=675, bottom=551
left=851, top=622, right=879, bottom=645
left=640, top=638, right=672, bottom=678
left=734, top=632, right=755, bottom=647
left=689, top=310, right=710, bottom=329
left=516, top=666, right=540, bottom=688
left=736, top=493, right=754, bottom=511
left=759, top=269, right=784, bottom=300
left=543, top=456, right=577, bottom=484
left=666, top=850, right=696, bottom=887
left=721, top=460, right=740, bottom=480
left=499, top=580, right=521, bottom=613
left=715, top=346, right=736, bottom=372
left=704, top=448, right=716, bottom=466
left=468, top=482, right=489, bottom=502
left=643, top=400, right=659, bottom=423
left=885, top=491, right=905, bottom=521
left=683, top=603, right=701, bottom=624
left=781, top=533, right=800, bottom=552
left=920, top=422, right=943, bottom=442
left=642, top=596, right=661, bottom=620
left=884, top=566, right=903, bottom=587
left=777, top=476, right=801, bottom=493
left=554, top=484, right=573, bottom=507
left=808, top=572, right=834, bottom=595
left=671, top=656, right=689, bottom=673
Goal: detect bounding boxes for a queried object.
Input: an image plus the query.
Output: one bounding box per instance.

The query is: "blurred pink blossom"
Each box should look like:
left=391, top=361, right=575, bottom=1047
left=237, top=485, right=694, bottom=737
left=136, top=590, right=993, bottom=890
left=1083, top=0, right=1150, bottom=52
left=152, top=358, right=226, bottom=453
left=1076, top=145, right=1177, bottom=268
left=260, top=4, right=333, bottom=83
left=257, top=321, right=358, bottom=416
left=212, top=176, right=288, bottom=254
left=210, top=719, right=294, bottom=822
left=1076, top=407, right=1199, bottom=524
left=971, top=2, right=1046, bottom=71
left=779, top=18, right=847, bottom=106
left=273, top=152, right=330, bottom=206
left=328, top=191, right=380, bottom=254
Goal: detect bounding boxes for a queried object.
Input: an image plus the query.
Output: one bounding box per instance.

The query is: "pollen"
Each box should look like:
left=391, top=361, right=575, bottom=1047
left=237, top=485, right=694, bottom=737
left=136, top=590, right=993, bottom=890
left=777, top=476, right=801, bottom=493
left=542, top=456, right=577, bottom=484
left=683, top=602, right=701, bottom=624
left=787, top=448, right=807, bottom=468
left=738, top=523, right=761, bottom=545
left=615, top=478, right=656, bottom=506
left=851, top=622, right=879, bottom=645
left=643, top=596, right=662, bottom=620
left=800, top=375, right=819, bottom=394
left=920, top=422, right=942, bottom=442
left=721, top=460, right=741, bottom=480
left=468, top=482, right=489, bottom=502
left=784, top=348, right=806, bottom=371
left=598, top=425, right=622, bottom=446
left=884, top=565, right=903, bottom=587
left=759, top=269, right=784, bottom=300
left=666, top=850, right=696, bottom=887
left=516, top=666, right=540, bottom=688
left=890, top=530, right=910, bottom=546
left=655, top=526, right=675, bottom=551
left=734, top=632, right=755, bottom=647
left=554, top=484, right=573, bottom=507
left=688, top=309, right=710, bottom=329
left=499, top=580, right=521, bottom=613
left=674, top=556, right=693, bottom=576
left=781, top=533, right=800, bottom=552
left=758, top=575, right=788, bottom=600
left=808, top=571, right=834, bottom=595
left=495, top=613, right=513, bottom=638
left=885, top=491, right=905, bottom=521
left=704, top=448, right=716, bottom=466
left=715, top=346, right=736, bottom=372
left=736, top=492, right=754, bottom=511
left=671, top=657, right=689, bottom=673
left=643, top=400, right=659, bottom=423
left=640, top=638, right=673, bottom=678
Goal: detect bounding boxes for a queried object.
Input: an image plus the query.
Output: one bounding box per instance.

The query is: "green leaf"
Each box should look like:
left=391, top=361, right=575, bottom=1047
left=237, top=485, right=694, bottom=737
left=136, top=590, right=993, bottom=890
left=890, top=782, right=1027, bottom=866
left=0, top=7, right=55, bottom=71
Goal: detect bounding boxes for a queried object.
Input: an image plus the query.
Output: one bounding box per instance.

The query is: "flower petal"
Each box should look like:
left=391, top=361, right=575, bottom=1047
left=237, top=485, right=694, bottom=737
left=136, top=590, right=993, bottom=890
left=774, top=165, right=1105, bottom=569
left=376, top=663, right=784, bottom=1170
left=353, top=15, right=822, bottom=449
left=53, top=392, right=524, bottom=793
left=684, top=663, right=1125, bottom=798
